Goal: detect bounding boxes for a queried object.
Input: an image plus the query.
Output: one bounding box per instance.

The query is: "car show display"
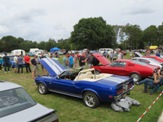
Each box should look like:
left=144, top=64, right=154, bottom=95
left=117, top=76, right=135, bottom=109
left=35, top=57, right=140, bottom=111
left=91, top=53, right=157, bottom=82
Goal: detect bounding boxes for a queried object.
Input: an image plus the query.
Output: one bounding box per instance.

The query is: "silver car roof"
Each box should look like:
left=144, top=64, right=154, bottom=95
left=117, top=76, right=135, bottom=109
left=0, top=81, right=21, bottom=91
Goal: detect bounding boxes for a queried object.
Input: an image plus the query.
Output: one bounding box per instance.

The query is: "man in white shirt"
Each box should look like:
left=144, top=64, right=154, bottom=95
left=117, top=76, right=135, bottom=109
left=13, top=55, right=18, bottom=73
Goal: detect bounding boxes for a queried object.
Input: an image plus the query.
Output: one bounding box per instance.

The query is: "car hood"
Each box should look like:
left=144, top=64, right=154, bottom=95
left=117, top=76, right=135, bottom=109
left=0, top=103, right=55, bottom=122
left=39, top=57, right=65, bottom=76
left=134, top=52, right=143, bottom=57
left=96, top=75, right=130, bottom=86
left=93, top=53, right=110, bottom=65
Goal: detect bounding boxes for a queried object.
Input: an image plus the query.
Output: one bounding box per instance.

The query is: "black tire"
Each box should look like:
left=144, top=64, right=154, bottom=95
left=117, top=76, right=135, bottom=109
left=130, top=73, right=141, bottom=82
left=83, top=91, right=100, bottom=108
left=38, top=83, right=48, bottom=94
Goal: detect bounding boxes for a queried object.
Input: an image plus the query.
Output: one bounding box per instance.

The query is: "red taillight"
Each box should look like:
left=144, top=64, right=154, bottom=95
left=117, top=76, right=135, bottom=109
left=109, top=95, right=113, bottom=98
left=117, top=89, right=123, bottom=95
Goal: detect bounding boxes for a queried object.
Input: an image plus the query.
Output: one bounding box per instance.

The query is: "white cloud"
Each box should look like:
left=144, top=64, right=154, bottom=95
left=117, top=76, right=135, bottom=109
left=0, top=25, right=8, bottom=33
left=0, top=0, right=163, bottom=41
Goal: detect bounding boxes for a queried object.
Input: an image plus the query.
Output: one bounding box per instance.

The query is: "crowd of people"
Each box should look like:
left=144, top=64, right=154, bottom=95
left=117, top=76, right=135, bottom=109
left=0, top=49, right=132, bottom=80
left=0, top=53, right=41, bottom=79
left=0, top=48, right=163, bottom=94
left=62, top=50, right=99, bottom=70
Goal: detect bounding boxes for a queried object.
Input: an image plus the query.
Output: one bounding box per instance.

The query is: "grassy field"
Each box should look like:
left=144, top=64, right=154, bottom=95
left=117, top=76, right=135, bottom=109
left=0, top=54, right=162, bottom=122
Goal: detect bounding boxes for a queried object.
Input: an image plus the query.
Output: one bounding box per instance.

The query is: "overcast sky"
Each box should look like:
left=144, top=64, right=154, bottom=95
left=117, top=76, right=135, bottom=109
left=0, top=0, right=162, bottom=42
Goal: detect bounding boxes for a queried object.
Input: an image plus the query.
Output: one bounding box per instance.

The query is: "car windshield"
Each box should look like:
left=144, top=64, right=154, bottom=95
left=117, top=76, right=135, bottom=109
left=0, top=88, right=36, bottom=118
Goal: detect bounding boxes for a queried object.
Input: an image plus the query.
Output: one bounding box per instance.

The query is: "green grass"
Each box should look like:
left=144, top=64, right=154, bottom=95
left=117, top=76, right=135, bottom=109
left=0, top=54, right=162, bottom=122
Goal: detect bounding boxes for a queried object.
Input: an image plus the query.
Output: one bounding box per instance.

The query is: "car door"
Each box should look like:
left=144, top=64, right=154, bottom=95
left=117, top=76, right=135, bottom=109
left=50, top=78, right=81, bottom=97
left=108, top=61, right=127, bottom=76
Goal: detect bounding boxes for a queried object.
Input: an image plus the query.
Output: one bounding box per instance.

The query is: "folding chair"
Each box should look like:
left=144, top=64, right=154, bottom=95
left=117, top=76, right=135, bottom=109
left=150, top=80, right=163, bottom=94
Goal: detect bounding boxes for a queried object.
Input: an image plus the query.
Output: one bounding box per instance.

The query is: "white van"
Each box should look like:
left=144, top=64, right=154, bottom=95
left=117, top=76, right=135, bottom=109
left=29, top=48, right=44, bottom=57
left=29, top=48, right=39, bottom=54
left=99, top=48, right=113, bottom=55
left=11, top=49, right=25, bottom=56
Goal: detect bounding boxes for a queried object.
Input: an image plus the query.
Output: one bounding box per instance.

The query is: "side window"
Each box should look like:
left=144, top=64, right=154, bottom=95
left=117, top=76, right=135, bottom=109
left=145, top=60, right=150, bottom=64
left=119, top=62, right=126, bottom=67
left=140, top=59, right=145, bottom=63
left=140, top=59, right=149, bottom=64
left=110, top=62, right=117, bottom=66
left=112, top=62, right=126, bottom=67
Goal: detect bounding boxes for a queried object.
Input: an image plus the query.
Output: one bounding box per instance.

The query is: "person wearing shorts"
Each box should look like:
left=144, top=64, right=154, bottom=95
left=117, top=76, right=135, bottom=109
left=31, top=55, right=39, bottom=79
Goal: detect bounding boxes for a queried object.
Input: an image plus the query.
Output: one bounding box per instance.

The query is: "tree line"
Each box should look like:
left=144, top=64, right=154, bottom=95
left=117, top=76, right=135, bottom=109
left=0, top=17, right=163, bottom=52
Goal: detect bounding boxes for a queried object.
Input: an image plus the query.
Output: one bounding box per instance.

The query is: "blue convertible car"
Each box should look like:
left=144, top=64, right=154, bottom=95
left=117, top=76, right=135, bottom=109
left=35, top=58, right=134, bottom=108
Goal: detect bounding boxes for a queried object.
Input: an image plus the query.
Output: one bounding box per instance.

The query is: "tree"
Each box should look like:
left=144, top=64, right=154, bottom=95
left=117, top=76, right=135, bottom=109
left=143, top=25, right=158, bottom=46
left=157, top=24, right=163, bottom=46
left=58, top=38, right=71, bottom=50
left=71, top=17, right=116, bottom=50
left=122, top=24, right=143, bottom=49
left=1, top=36, right=18, bottom=51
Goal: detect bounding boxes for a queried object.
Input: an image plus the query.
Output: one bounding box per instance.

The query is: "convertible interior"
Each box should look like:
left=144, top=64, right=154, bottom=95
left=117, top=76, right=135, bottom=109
left=59, top=68, right=112, bottom=82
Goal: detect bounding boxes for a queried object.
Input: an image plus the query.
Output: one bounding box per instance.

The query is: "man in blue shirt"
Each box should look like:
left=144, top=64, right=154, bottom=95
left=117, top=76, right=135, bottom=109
left=68, top=53, right=74, bottom=68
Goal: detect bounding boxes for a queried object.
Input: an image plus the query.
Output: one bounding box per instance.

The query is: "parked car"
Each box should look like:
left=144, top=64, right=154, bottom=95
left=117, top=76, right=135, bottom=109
left=91, top=53, right=158, bottom=82
left=144, top=55, right=163, bottom=63
left=132, top=57, right=163, bottom=68
left=0, top=80, right=58, bottom=122
left=134, top=51, right=163, bottom=63
left=35, top=58, right=134, bottom=108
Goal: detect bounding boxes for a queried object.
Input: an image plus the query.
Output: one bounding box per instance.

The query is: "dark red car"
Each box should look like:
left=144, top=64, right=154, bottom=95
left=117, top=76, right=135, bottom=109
left=91, top=53, right=157, bottom=82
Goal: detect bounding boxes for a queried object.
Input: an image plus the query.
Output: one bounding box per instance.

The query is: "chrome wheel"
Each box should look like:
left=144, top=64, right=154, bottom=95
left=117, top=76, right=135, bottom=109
left=130, top=73, right=141, bottom=82
left=38, top=83, right=48, bottom=94
left=83, top=92, right=100, bottom=108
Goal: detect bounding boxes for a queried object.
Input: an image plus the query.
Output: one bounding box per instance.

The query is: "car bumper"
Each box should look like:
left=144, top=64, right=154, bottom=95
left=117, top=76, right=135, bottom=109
left=114, top=85, right=134, bottom=101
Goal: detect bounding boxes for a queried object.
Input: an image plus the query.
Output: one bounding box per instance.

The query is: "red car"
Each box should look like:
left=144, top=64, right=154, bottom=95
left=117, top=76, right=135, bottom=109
left=91, top=53, right=158, bottom=82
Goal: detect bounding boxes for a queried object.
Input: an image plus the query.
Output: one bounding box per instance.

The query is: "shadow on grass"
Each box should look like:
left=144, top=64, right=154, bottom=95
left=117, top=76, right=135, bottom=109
left=44, top=91, right=112, bottom=109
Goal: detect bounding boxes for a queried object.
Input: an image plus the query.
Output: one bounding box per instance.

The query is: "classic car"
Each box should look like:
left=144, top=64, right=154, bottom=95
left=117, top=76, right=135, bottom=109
left=132, top=57, right=162, bottom=68
left=144, top=55, right=163, bottom=63
left=91, top=53, right=158, bottom=82
left=35, top=58, right=134, bottom=108
left=0, top=80, right=58, bottom=122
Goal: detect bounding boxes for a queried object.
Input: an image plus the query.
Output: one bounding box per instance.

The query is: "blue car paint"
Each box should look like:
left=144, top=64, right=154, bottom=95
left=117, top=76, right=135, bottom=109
left=35, top=58, right=134, bottom=103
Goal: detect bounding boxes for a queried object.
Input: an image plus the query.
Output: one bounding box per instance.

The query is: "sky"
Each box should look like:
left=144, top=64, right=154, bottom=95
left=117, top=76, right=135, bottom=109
left=0, top=0, right=163, bottom=42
